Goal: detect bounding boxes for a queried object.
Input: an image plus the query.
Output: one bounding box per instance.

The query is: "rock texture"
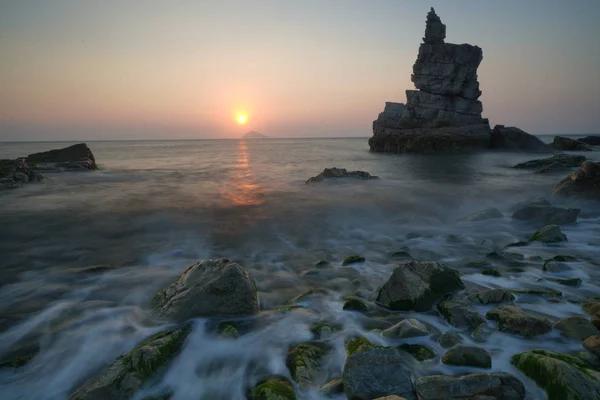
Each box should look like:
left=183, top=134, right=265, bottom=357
left=552, top=161, right=600, bottom=201
left=441, top=345, right=492, bottom=368
left=552, top=136, right=593, bottom=151
left=0, top=158, right=43, bottom=189
left=579, top=136, right=600, bottom=146
left=369, top=8, right=493, bottom=154
left=491, top=125, right=551, bottom=152
left=512, top=202, right=579, bottom=225
left=513, top=154, right=586, bottom=173
left=413, top=372, right=525, bottom=400
left=529, top=224, right=568, bottom=243
left=306, top=167, right=378, bottom=183
left=27, top=143, right=98, bottom=170
left=152, top=258, right=259, bottom=322
left=486, top=305, right=552, bottom=337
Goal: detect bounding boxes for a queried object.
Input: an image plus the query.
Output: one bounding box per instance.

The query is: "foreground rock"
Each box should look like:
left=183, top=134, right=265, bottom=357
left=413, top=372, right=525, bottom=400
left=382, top=318, right=431, bottom=339
left=0, top=158, right=43, bottom=189
left=70, top=326, right=189, bottom=400
left=27, top=143, right=98, bottom=170
left=513, top=154, right=586, bottom=173
left=530, top=225, right=567, bottom=243
left=342, top=347, right=414, bottom=400
left=152, top=258, right=259, bottom=322
left=511, top=201, right=579, bottom=225
left=249, top=377, right=296, bottom=400
left=442, top=345, right=491, bottom=368
left=552, top=136, right=593, bottom=151
left=486, top=305, right=552, bottom=337
left=376, top=260, right=464, bottom=311
left=553, top=317, right=600, bottom=341
left=511, top=349, right=600, bottom=400
left=286, top=342, right=332, bottom=386
left=306, top=167, right=378, bottom=183
left=491, top=125, right=551, bottom=152
left=552, top=161, right=600, bottom=201
left=438, top=300, right=486, bottom=330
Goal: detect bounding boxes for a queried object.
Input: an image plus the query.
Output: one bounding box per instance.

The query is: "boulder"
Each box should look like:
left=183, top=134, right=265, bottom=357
left=398, top=344, right=435, bottom=361
left=486, top=305, right=552, bottom=337
left=249, top=377, right=297, bottom=400
left=413, top=372, right=525, bottom=400
left=460, top=207, right=503, bottom=222
left=511, top=349, right=600, bottom=400
left=306, top=168, right=378, bottom=183
left=437, top=331, right=463, bottom=349
left=376, top=260, right=464, bottom=311
left=512, top=204, right=579, bottom=225
left=441, top=345, right=491, bottom=368
left=468, top=289, right=515, bottom=305
left=472, top=323, right=494, bottom=342
left=437, top=300, right=486, bottom=330
left=530, top=225, right=568, bottom=243
left=552, top=136, right=594, bottom=151
left=552, top=161, right=600, bottom=201
left=70, top=326, right=190, bottom=400
left=491, top=125, right=551, bottom=152
left=286, top=342, right=332, bottom=386
left=342, top=347, right=415, bottom=400
left=382, top=318, right=431, bottom=339
left=152, top=258, right=259, bottom=322
left=553, top=317, right=599, bottom=341
left=583, top=335, right=600, bottom=359
left=513, top=154, right=586, bottom=171
left=27, top=143, right=98, bottom=170
left=0, top=158, right=43, bottom=189
left=579, top=136, right=600, bottom=146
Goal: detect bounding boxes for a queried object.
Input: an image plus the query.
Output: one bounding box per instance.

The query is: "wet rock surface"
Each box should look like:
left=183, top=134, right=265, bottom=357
left=491, top=125, right=551, bottom=152
left=413, top=372, right=526, bottom=400
left=529, top=224, right=568, bottom=243
left=486, top=305, right=552, bottom=337
left=26, top=143, right=98, bottom=171
left=441, top=345, right=492, bottom=368
left=306, top=167, right=378, bottom=183
left=553, top=161, right=600, bottom=201
left=552, top=136, right=594, bottom=151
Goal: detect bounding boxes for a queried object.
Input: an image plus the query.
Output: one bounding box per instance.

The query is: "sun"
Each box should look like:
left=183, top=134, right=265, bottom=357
left=236, top=114, right=248, bottom=125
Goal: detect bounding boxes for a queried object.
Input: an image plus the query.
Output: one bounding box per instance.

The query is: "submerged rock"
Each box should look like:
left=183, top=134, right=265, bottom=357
left=438, top=331, right=463, bottom=349
left=486, top=305, right=552, bottom=337
left=342, top=297, right=368, bottom=312
left=553, top=317, right=600, bottom=341
left=553, top=161, right=600, bottom=201
left=306, top=168, right=378, bottom=183
left=460, top=207, right=503, bottom=222
left=249, top=376, right=297, bottom=400
left=376, top=260, right=464, bottom=311
left=511, top=349, right=600, bottom=400
left=513, top=154, right=586, bottom=170
left=342, top=255, right=366, bottom=266
left=286, top=342, right=332, bottom=386
left=552, top=136, right=594, bottom=151
left=70, top=326, right=190, bottom=400
left=512, top=203, right=579, bottom=225
left=413, top=372, right=525, bottom=400
left=579, top=136, right=600, bottom=146
left=468, top=288, right=515, bottom=305
left=530, top=224, right=568, bottom=243
left=27, top=143, right=98, bottom=170
left=382, top=318, right=431, bottom=339
left=342, top=347, right=414, bottom=400
left=398, top=344, right=435, bottom=361
left=437, top=300, right=486, bottom=330
left=152, top=258, right=259, bottom=322
left=491, top=125, right=551, bottom=152
left=583, top=335, right=600, bottom=359
left=441, top=345, right=491, bottom=369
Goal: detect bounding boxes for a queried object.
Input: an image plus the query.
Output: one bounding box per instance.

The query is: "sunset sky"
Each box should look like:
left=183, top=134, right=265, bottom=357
left=1, top=0, right=599, bottom=140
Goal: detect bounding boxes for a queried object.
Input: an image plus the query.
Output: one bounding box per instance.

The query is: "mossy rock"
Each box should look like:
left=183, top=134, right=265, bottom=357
left=318, top=379, right=344, bottom=397
left=511, top=349, right=600, bottom=400
left=286, top=342, right=332, bottom=386
left=217, top=323, right=239, bottom=339
left=553, top=278, right=582, bottom=287
left=342, top=255, right=366, bottom=266
left=548, top=255, right=577, bottom=262
left=345, top=337, right=380, bottom=357
left=249, top=376, right=297, bottom=400
left=342, top=297, right=368, bottom=312
left=530, top=225, right=567, bottom=243
left=0, top=355, right=34, bottom=370
left=481, top=268, right=501, bottom=277
left=507, top=267, right=525, bottom=273
left=398, top=344, right=435, bottom=361
left=288, top=288, right=328, bottom=304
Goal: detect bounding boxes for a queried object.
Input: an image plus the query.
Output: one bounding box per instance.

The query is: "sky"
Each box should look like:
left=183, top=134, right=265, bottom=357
left=0, top=0, right=599, bottom=140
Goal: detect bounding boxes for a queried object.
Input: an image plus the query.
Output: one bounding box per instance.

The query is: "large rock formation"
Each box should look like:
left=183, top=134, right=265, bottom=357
left=552, top=161, right=600, bottom=200
left=370, top=8, right=491, bottom=154
left=27, top=143, right=98, bottom=170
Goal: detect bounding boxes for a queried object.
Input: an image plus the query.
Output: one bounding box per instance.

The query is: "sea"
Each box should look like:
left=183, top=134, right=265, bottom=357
left=0, top=135, right=599, bottom=399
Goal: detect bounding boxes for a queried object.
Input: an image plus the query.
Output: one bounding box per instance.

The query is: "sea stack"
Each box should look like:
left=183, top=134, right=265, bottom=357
left=369, top=8, right=491, bottom=154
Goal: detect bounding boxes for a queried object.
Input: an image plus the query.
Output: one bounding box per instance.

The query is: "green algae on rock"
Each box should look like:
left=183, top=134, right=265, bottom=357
left=414, top=372, right=525, bottom=400
left=342, top=255, right=366, bottom=266
left=486, top=305, right=552, bottom=338
left=342, top=297, right=368, bottom=312
left=249, top=376, right=297, bottom=400
left=70, top=326, right=190, bottom=400
left=345, top=337, right=380, bottom=357
left=286, top=342, right=332, bottom=386
left=382, top=318, right=432, bottom=339
left=530, top=224, right=567, bottom=243
left=217, top=323, right=239, bottom=339
left=511, top=349, right=600, bottom=400
left=398, top=344, right=435, bottom=361
left=441, top=345, right=491, bottom=369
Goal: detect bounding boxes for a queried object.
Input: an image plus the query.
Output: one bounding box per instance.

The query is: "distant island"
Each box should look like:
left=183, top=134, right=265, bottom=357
left=242, top=131, right=268, bottom=139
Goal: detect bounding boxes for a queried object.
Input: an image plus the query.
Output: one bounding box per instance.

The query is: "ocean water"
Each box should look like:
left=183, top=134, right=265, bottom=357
left=1, top=137, right=599, bottom=399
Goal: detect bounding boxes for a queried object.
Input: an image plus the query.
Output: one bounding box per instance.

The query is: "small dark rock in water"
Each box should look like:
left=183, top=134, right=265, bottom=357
left=314, top=260, right=330, bottom=268
left=438, top=300, right=486, bottom=330
left=288, top=288, right=328, bottom=304
left=552, top=136, right=594, bottom=151
left=0, top=355, right=34, bottom=370
left=553, top=317, right=600, bottom=341
left=249, top=376, right=297, bottom=400
left=27, top=143, right=98, bottom=170
left=469, top=289, right=515, bottom=305
left=376, top=260, right=464, bottom=311
left=512, top=203, right=580, bottom=225
left=552, top=161, right=600, bottom=201
left=579, top=135, right=600, bottom=146
left=491, top=125, right=551, bottom=152
left=382, top=318, right=431, bottom=339
left=438, top=331, right=463, bottom=348
left=342, top=255, right=366, bottom=266
left=343, top=297, right=368, bottom=312
left=530, top=224, right=567, bottom=243
left=553, top=277, right=582, bottom=287
left=542, top=260, right=572, bottom=272
left=306, top=167, right=379, bottom=183
left=481, top=268, right=501, bottom=277
left=460, top=207, right=503, bottom=222
left=413, top=372, right=526, bottom=400
left=486, top=305, right=552, bottom=337
left=513, top=154, right=586, bottom=170
left=398, top=344, right=435, bottom=361
left=342, top=347, right=414, bottom=400
left=472, top=323, right=494, bottom=342
left=511, top=350, right=600, bottom=400
left=583, top=335, right=600, bottom=359
left=442, top=345, right=492, bottom=368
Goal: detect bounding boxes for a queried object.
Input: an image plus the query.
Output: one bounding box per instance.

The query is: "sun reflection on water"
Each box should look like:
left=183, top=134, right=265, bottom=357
left=220, top=140, right=266, bottom=206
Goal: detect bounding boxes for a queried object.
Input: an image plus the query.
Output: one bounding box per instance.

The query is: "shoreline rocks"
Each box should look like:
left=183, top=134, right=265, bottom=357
left=414, top=373, right=525, bottom=400
left=491, top=125, right=551, bottom=152
left=552, top=136, right=593, bottom=151
left=552, top=161, right=600, bottom=201
left=0, top=158, right=43, bottom=189
left=306, top=167, right=378, bottom=183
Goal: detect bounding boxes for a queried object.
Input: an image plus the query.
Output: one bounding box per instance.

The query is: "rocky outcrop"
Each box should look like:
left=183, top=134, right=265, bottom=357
left=552, top=161, right=600, bottom=201
left=491, top=125, right=551, bottom=152
left=511, top=350, right=600, bottom=400
left=513, top=154, right=586, bottom=173
left=376, top=260, right=464, bottom=311
left=579, top=136, right=600, bottom=146
left=27, top=143, right=98, bottom=170
left=552, top=136, right=594, bottom=151
left=511, top=201, right=579, bottom=225
left=413, top=373, right=525, bottom=400
left=152, top=258, right=259, bottom=322
left=306, top=167, right=378, bottom=183
left=0, top=158, right=43, bottom=189
left=369, top=8, right=493, bottom=154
